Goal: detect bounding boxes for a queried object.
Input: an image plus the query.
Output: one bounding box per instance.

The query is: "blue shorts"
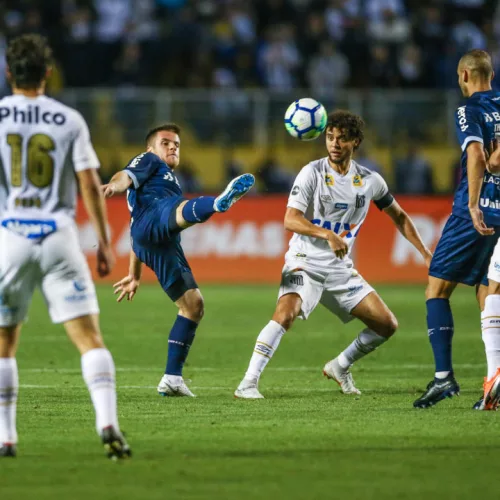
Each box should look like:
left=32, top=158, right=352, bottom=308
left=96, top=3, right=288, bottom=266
left=131, top=196, right=185, bottom=248
left=429, top=214, right=500, bottom=286
left=131, top=197, right=197, bottom=301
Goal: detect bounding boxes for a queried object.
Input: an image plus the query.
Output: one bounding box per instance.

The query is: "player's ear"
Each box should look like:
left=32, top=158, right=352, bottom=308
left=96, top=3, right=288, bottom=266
left=463, top=69, right=469, bottom=83
left=492, top=70, right=495, bottom=83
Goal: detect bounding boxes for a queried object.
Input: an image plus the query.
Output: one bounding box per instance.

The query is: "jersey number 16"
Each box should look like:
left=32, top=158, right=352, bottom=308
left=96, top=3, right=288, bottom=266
left=7, top=133, right=55, bottom=188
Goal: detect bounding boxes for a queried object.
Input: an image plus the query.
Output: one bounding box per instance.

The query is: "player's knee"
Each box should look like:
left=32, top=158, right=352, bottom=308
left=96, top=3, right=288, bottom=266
left=378, top=314, right=398, bottom=338
left=188, top=296, right=205, bottom=323
left=273, top=309, right=297, bottom=330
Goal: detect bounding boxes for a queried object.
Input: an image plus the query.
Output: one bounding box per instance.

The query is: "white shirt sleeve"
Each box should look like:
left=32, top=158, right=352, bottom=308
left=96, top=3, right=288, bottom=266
left=287, top=164, right=317, bottom=213
left=371, top=172, right=390, bottom=201
left=72, top=111, right=100, bottom=172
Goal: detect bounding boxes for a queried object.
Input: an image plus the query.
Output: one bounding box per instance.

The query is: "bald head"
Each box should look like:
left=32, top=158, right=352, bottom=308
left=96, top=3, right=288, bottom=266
left=458, top=49, right=493, bottom=82
left=457, top=49, right=493, bottom=97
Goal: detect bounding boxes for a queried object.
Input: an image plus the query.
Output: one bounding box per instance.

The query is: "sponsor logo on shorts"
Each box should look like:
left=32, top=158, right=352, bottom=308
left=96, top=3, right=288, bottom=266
left=334, top=203, right=348, bottom=210
left=347, top=285, right=364, bottom=297
left=320, top=195, right=332, bottom=202
left=1, top=219, right=56, bottom=239
left=325, top=174, right=334, bottom=187
left=355, top=195, right=366, bottom=209
left=65, top=280, right=93, bottom=303
left=289, top=275, right=304, bottom=286
left=291, top=185, right=300, bottom=195
left=295, top=253, right=307, bottom=259
left=494, top=262, right=500, bottom=272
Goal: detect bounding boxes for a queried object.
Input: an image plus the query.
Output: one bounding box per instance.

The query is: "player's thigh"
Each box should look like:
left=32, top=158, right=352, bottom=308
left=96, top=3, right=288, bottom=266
left=64, top=313, right=104, bottom=355
left=0, top=228, right=38, bottom=327
left=39, top=225, right=99, bottom=324
left=429, top=214, right=499, bottom=290
left=350, top=291, right=398, bottom=338
left=277, top=264, right=324, bottom=327
left=320, top=268, right=383, bottom=327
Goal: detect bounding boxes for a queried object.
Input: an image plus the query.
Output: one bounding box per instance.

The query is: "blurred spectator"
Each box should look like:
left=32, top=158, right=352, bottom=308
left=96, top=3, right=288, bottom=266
left=369, top=45, right=399, bottom=87
left=257, top=25, right=300, bottom=91
left=307, top=40, right=350, bottom=96
left=355, top=144, right=383, bottom=175
left=398, top=44, right=427, bottom=88
left=450, top=17, right=487, bottom=53
left=368, top=8, right=410, bottom=46
left=176, top=162, right=202, bottom=194
left=257, top=158, right=294, bottom=193
left=394, top=144, right=434, bottom=194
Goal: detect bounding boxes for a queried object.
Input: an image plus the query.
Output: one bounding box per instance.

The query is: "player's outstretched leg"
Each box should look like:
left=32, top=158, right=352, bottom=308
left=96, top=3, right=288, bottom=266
left=66, top=316, right=131, bottom=459
left=214, top=174, right=255, bottom=212
left=413, top=279, right=460, bottom=409
left=323, top=293, right=397, bottom=395
left=0, top=326, right=19, bottom=458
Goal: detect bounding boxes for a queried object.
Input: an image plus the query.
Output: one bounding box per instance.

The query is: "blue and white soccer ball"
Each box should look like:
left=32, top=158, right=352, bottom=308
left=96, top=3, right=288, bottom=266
left=284, top=98, right=328, bottom=141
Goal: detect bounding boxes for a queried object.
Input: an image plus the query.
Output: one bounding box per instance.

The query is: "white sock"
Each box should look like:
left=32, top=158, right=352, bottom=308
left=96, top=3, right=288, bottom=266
left=481, top=295, right=500, bottom=379
left=338, top=328, right=388, bottom=368
left=0, top=358, right=18, bottom=444
left=243, top=321, right=286, bottom=384
left=81, top=348, right=119, bottom=434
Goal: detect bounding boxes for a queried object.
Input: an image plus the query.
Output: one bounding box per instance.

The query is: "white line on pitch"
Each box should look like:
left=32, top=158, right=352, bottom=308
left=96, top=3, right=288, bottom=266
left=19, top=363, right=485, bottom=374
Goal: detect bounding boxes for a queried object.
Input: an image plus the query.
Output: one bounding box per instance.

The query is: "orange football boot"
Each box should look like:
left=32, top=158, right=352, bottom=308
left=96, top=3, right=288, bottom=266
left=483, top=368, right=500, bottom=410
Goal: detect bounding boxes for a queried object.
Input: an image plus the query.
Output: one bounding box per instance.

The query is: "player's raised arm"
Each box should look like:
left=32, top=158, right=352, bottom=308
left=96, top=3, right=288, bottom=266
left=77, top=168, right=115, bottom=277
left=383, top=199, right=433, bottom=268
left=102, top=171, right=133, bottom=198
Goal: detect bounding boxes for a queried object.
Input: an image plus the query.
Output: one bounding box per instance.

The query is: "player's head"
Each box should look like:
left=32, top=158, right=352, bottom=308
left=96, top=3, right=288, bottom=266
left=325, top=110, right=364, bottom=166
left=146, top=123, right=181, bottom=169
left=6, top=34, right=52, bottom=91
left=457, top=49, right=494, bottom=97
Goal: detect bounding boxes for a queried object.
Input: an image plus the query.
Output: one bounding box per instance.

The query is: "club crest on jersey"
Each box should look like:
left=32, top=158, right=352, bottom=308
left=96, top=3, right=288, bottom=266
left=352, top=175, right=363, bottom=187
left=325, top=174, right=334, bottom=187
left=355, top=195, right=366, bottom=208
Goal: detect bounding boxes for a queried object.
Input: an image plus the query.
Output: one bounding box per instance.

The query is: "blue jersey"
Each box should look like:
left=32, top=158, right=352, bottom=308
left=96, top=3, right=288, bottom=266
left=454, top=90, right=500, bottom=225
left=124, top=151, right=182, bottom=220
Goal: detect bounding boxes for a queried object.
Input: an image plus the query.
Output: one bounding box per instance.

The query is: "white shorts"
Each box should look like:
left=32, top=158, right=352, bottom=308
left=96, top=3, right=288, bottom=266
left=488, top=238, right=500, bottom=283
left=278, top=261, right=374, bottom=323
left=0, top=224, right=99, bottom=326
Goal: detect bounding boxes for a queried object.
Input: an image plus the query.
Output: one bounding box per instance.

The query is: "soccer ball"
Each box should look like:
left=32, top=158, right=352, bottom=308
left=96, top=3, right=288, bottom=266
left=284, top=98, right=328, bottom=141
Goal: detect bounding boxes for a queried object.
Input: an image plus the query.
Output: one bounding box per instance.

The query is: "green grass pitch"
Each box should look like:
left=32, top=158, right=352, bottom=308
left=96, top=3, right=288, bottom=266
left=2, top=284, right=497, bottom=499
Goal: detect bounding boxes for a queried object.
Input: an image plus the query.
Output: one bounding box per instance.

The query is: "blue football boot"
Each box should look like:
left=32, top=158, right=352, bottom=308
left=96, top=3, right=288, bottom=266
left=413, top=374, right=460, bottom=408
left=214, top=174, right=255, bottom=212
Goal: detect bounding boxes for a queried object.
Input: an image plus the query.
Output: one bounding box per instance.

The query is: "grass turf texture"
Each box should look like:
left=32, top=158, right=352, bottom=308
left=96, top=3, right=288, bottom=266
left=2, top=284, right=496, bottom=499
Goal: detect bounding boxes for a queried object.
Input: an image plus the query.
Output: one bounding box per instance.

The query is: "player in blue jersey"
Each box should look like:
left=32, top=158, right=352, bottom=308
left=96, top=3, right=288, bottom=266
left=102, top=123, right=255, bottom=397
left=414, top=50, right=500, bottom=409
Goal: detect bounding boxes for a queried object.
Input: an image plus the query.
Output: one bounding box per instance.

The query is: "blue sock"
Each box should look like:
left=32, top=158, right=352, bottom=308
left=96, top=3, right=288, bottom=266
left=182, top=196, right=216, bottom=223
left=426, top=298, right=454, bottom=375
left=165, top=315, right=198, bottom=376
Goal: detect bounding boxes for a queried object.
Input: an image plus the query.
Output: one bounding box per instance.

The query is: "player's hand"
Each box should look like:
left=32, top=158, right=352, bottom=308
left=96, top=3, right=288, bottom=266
left=101, top=183, right=117, bottom=198
left=96, top=243, right=115, bottom=277
left=327, top=232, right=348, bottom=259
left=113, top=275, right=140, bottom=302
left=469, top=206, right=495, bottom=236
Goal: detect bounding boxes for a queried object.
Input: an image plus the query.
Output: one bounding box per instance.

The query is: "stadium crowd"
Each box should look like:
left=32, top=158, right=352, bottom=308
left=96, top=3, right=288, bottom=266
left=0, top=0, right=499, bottom=94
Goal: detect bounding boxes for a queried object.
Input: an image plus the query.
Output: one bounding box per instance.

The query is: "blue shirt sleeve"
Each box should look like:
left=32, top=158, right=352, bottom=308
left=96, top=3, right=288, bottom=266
left=124, top=152, right=159, bottom=188
left=456, top=104, right=484, bottom=152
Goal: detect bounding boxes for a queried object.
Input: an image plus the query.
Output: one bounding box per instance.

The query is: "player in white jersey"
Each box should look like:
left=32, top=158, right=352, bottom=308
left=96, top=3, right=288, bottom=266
left=235, top=110, right=433, bottom=399
left=0, top=34, right=130, bottom=459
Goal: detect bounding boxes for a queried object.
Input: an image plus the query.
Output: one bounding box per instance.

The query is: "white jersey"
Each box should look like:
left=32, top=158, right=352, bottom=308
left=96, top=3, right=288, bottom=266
left=0, top=94, right=99, bottom=238
left=286, top=157, right=390, bottom=269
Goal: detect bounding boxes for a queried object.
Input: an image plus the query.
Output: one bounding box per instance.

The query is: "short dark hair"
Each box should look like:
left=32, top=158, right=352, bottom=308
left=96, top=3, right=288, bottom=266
left=145, top=123, right=181, bottom=147
left=459, top=49, right=493, bottom=81
left=326, top=110, right=365, bottom=150
left=6, top=34, right=52, bottom=89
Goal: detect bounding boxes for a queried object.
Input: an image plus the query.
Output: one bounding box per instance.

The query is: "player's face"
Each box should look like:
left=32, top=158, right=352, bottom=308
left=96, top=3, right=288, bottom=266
left=325, top=127, right=358, bottom=166
left=150, top=130, right=181, bottom=169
